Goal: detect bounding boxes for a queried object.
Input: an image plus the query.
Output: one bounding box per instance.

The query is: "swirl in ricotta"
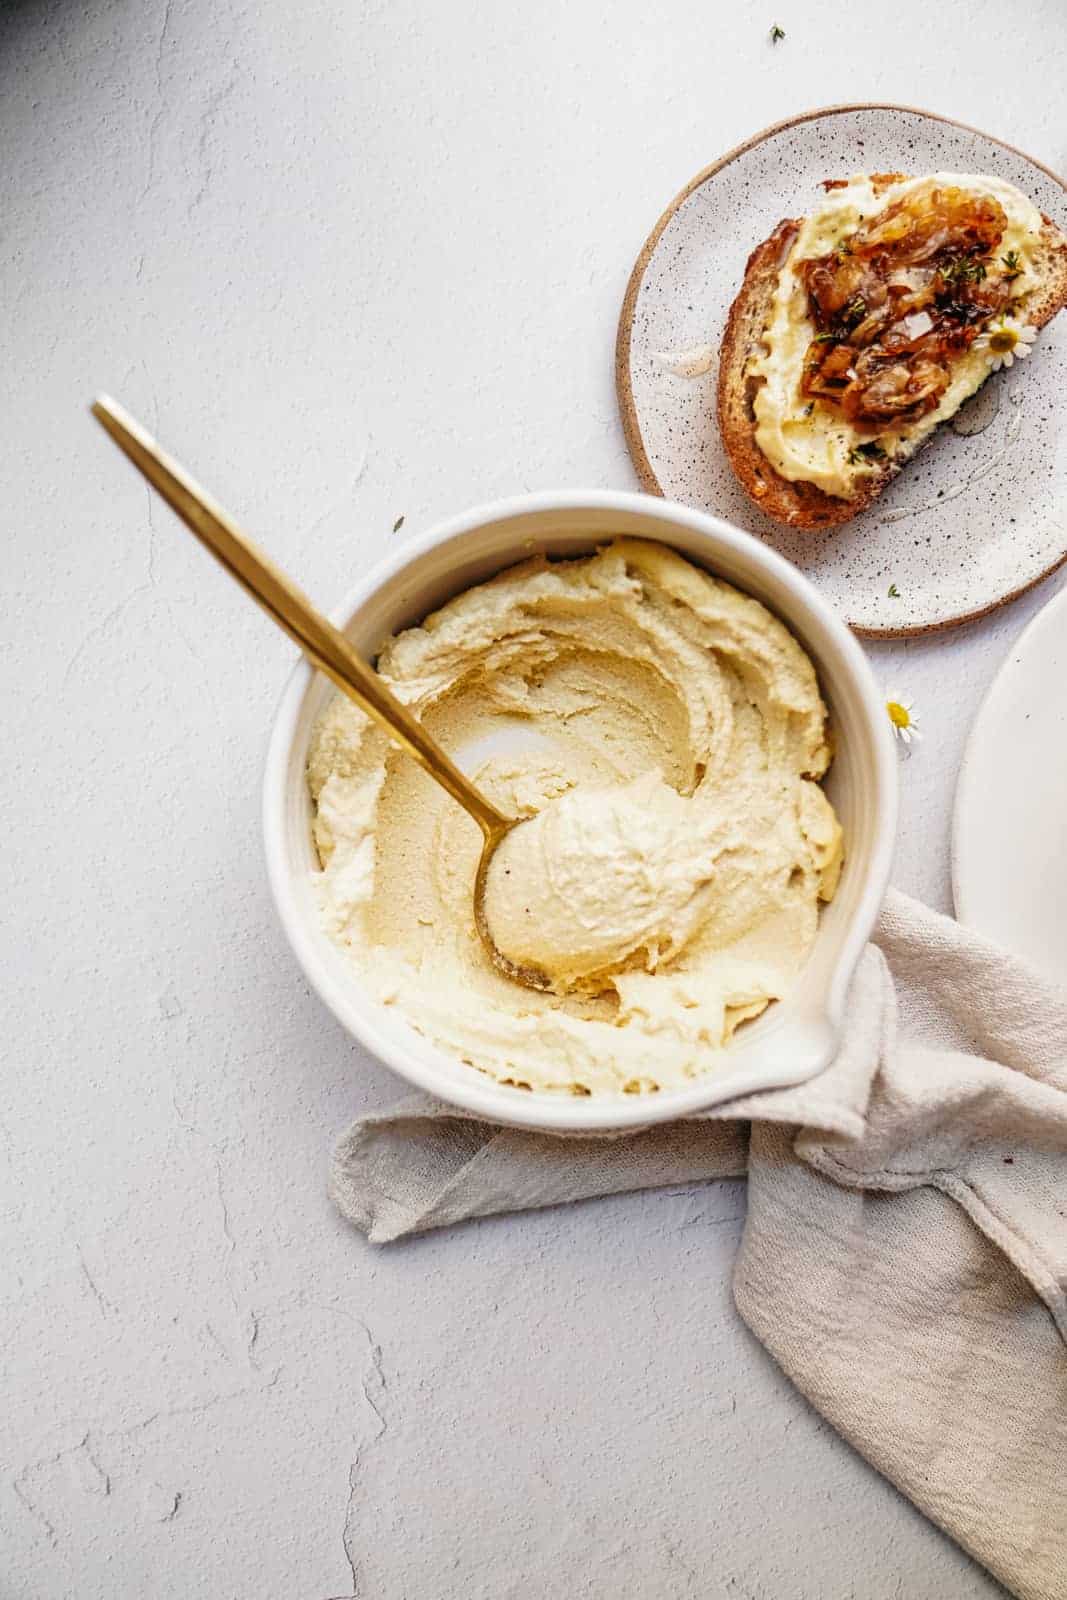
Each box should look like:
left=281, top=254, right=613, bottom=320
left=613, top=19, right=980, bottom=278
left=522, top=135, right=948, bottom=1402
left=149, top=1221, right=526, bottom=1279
left=307, top=541, right=843, bottom=1095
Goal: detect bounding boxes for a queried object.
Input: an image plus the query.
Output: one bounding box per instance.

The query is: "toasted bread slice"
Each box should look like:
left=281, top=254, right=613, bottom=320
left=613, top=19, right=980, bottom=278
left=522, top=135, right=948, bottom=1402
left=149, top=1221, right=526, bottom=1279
left=718, top=177, right=1067, bottom=530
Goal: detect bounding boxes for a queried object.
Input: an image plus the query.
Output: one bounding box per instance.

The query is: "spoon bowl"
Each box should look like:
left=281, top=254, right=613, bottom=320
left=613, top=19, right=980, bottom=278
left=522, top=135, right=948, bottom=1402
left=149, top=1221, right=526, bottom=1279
left=473, top=822, right=554, bottom=992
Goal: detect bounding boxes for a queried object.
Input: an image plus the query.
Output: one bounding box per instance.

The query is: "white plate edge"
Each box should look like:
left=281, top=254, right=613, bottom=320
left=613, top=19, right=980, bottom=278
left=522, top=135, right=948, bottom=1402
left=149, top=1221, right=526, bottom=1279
left=951, top=579, right=1067, bottom=926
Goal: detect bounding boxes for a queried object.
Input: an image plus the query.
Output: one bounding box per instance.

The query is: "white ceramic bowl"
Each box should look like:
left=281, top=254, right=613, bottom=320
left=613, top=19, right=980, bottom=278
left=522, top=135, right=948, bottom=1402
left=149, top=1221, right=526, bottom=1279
left=263, top=491, right=897, bottom=1133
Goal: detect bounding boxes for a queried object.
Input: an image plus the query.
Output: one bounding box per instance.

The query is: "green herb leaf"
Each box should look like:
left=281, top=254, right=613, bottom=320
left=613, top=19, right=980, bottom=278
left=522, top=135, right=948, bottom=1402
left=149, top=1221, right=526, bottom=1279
left=1001, top=249, right=1022, bottom=279
left=847, top=439, right=887, bottom=466
left=770, top=24, right=786, bottom=42
left=939, top=256, right=988, bottom=288
left=392, top=515, right=405, bottom=533
left=841, top=295, right=867, bottom=329
left=888, top=583, right=900, bottom=599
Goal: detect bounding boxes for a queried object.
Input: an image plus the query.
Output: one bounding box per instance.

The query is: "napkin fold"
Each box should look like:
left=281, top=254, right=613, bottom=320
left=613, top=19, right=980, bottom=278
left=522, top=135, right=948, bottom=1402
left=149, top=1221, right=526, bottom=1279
left=330, top=890, right=1067, bottom=1600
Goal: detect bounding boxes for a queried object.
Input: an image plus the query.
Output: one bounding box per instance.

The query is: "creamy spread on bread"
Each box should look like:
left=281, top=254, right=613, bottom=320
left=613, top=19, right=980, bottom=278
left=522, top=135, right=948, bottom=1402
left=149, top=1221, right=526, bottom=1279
left=748, top=173, right=1045, bottom=497
left=307, top=542, right=843, bottom=1096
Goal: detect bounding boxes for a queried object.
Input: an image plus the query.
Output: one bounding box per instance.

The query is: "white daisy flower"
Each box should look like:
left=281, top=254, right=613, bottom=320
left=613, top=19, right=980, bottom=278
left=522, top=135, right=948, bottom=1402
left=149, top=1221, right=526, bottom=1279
left=977, top=317, right=1038, bottom=371
left=885, top=692, right=922, bottom=747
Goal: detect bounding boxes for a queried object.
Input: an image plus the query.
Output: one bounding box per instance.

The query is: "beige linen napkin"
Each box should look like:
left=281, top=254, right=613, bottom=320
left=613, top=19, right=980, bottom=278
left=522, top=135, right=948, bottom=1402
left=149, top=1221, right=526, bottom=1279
left=331, top=890, right=1067, bottom=1600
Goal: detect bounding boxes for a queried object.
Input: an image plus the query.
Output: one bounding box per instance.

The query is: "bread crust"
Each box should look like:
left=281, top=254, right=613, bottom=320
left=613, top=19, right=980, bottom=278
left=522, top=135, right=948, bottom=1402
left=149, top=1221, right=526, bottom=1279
left=717, top=188, right=1067, bottom=530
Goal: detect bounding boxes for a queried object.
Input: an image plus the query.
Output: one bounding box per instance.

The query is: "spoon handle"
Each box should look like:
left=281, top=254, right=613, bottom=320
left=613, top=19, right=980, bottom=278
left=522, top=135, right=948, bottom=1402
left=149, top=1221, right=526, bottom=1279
left=91, top=395, right=508, bottom=836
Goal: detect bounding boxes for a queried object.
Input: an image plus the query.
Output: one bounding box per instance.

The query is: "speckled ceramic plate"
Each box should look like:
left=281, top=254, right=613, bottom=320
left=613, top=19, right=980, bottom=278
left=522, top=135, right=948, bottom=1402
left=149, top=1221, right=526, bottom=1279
left=617, top=104, right=1067, bottom=636
left=952, top=581, right=1067, bottom=986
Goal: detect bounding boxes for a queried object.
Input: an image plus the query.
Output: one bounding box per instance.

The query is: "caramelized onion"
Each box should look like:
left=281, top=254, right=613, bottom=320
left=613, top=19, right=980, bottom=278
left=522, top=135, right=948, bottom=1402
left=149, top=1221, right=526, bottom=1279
left=797, top=185, right=1013, bottom=427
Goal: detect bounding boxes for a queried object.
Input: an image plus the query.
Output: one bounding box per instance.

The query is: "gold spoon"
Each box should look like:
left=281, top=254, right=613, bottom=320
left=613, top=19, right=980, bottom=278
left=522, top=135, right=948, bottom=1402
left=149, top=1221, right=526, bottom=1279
left=90, top=395, right=550, bottom=991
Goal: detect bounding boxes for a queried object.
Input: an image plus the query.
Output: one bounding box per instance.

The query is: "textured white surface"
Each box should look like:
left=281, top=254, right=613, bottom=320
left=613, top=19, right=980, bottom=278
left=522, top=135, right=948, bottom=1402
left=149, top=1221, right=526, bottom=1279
left=3, top=1, right=1065, bottom=1595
